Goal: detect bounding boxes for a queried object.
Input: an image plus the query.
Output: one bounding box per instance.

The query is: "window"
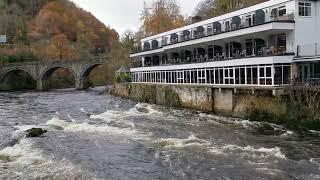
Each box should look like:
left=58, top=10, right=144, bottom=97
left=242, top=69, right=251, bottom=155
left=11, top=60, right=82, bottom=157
left=246, top=39, right=254, bottom=56
left=207, top=25, right=213, bottom=35
left=184, top=71, right=191, bottom=84
left=299, top=1, right=312, bottom=17
left=167, top=72, right=171, bottom=83
left=162, top=72, right=166, bottom=83
left=259, top=66, right=272, bottom=85
left=283, top=66, right=291, bottom=84
left=224, top=68, right=235, bottom=85
left=215, top=69, right=220, bottom=84
left=245, top=15, right=252, bottom=26
left=172, top=72, right=177, bottom=83
left=177, top=71, right=184, bottom=83
left=191, top=70, right=197, bottom=83
left=208, top=69, right=215, bottom=84
left=225, top=21, right=230, bottom=31
left=276, top=34, right=287, bottom=53
left=198, top=69, right=206, bottom=84
left=252, top=67, right=258, bottom=84
left=278, top=6, right=286, bottom=17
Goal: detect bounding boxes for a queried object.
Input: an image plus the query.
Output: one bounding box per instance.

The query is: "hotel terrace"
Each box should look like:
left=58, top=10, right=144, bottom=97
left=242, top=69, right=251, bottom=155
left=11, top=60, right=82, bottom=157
left=130, top=0, right=320, bottom=88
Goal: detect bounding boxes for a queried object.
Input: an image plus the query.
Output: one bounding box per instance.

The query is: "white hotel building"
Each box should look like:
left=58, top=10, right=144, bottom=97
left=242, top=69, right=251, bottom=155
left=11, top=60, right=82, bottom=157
left=130, top=0, right=320, bottom=88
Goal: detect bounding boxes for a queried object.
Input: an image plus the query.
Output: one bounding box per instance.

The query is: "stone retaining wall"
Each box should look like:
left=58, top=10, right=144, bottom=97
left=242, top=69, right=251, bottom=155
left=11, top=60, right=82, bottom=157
left=112, top=83, right=288, bottom=120
left=112, top=83, right=320, bottom=130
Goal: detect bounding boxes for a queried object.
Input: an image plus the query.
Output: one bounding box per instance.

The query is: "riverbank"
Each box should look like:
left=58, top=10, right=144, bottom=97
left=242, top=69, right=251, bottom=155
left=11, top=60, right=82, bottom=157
left=112, top=83, right=320, bottom=131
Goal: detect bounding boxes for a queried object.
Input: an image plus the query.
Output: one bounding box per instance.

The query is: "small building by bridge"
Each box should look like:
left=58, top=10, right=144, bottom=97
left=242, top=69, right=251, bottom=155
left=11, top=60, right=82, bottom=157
left=0, top=57, right=107, bottom=91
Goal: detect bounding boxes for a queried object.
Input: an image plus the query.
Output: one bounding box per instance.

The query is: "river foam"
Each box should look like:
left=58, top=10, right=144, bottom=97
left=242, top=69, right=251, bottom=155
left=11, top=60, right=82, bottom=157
left=154, top=135, right=211, bottom=149
left=153, top=135, right=286, bottom=160
left=46, top=117, right=149, bottom=141
left=219, top=145, right=286, bottom=159
left=0, top=138, right=95, bottom=179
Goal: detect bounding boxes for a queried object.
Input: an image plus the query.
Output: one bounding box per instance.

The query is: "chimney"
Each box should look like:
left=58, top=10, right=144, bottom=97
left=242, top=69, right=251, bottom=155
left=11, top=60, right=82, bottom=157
left=192, top=16, right=202, bottom=24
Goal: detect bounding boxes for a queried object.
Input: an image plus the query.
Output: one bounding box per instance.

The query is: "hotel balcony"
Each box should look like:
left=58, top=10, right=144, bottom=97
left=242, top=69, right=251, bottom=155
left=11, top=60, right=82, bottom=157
left=130, top=37, right=295, bottom=88
left=131, top=33, right=295, bottom=69
left=131, top=9, right=295, bottom=57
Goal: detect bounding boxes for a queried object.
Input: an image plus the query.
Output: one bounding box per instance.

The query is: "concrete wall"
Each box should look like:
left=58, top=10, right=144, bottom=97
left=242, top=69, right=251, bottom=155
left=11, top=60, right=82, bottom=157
left=172, top=86, right=213, bottom=112
left=112, top=83, right=289, bottom=119
left=113, top=83, right=320, bottom=130
left=213, top=89, right=234, bottom=114
left=113, top=84, right=213, bottom=112
left=113, top=84, right=130, bottom=98
left=113, top=84, right=285, bottom=117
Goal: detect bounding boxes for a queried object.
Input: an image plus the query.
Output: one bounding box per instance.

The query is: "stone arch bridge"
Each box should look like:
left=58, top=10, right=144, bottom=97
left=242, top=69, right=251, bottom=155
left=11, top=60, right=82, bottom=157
left=0, top=58, right=107, bottom=91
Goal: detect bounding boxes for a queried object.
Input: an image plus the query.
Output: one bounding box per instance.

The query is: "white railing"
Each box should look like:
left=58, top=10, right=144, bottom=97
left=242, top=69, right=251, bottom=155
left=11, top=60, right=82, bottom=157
left=138, top=9, right=295, bottom=52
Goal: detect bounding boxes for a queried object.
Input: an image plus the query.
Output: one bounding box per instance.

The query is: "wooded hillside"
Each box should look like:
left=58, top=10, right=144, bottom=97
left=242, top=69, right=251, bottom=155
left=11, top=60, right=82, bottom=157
left=0, top=0, right=119, bottom=62
left=0, top=0, right=130, bottom=84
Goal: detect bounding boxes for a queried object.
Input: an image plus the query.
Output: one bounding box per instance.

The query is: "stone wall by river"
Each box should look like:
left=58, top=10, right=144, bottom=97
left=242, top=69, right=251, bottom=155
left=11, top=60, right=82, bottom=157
left=113, top=83, right=320, bottom=130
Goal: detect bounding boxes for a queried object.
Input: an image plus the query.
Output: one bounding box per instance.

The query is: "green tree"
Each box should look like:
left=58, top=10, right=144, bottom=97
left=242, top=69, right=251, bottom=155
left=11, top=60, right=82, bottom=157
left=121, top=30, right=137, bottom=52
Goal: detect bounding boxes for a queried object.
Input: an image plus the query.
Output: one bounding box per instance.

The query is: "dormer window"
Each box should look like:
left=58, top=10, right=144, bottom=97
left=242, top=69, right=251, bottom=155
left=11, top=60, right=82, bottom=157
left=299, top=1, right=312, bottom=17
left=151, top=40, right=159, bottom=49
left=143, top=42, right=150, bottom=51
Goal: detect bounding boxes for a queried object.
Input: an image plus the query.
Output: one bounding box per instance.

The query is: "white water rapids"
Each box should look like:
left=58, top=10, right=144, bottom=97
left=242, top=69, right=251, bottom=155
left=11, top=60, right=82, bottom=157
left=0, top=88, right=319, bottom=179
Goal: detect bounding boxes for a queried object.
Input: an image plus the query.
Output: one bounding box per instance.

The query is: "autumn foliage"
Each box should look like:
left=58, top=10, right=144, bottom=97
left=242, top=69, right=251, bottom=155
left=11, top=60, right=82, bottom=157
left=0, top=0, right=129, bottom=85
left=139, top=0, right=186, bottom=37
left=46, top=34, right=75, bottom=60
left=195, top=0, right=267, bottom=20
left=28, top=0, right=119, bottom=61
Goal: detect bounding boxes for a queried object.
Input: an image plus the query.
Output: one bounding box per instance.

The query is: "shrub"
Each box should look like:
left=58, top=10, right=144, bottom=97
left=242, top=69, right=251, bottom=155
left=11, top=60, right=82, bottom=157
left=114, top=72, right=131, bottom=83
left=114, top=74, right=122, bottom=83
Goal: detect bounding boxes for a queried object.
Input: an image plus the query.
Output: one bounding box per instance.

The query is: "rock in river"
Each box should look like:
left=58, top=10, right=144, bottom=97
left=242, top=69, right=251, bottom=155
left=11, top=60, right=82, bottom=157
left=26, top=128, right=47, bottom=138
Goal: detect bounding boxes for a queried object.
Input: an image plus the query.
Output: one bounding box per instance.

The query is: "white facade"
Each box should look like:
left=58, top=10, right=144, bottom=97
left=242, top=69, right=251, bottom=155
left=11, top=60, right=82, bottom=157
left=130, top=0, right=320, bottom=87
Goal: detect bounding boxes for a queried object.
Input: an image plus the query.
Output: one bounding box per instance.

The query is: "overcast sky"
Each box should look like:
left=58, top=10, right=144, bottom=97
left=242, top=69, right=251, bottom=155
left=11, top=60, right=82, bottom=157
left=70, top=0, right=201, bottom=36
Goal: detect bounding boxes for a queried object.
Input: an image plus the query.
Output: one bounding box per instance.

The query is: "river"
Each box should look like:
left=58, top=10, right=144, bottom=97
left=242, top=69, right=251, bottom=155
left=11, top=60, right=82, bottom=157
left=0, top=88, right=319, bottom=179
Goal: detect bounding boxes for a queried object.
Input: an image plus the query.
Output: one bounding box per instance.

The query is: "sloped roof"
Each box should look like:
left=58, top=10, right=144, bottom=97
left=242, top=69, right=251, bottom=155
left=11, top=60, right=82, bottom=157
left=116, top=66, right=129, bottom=73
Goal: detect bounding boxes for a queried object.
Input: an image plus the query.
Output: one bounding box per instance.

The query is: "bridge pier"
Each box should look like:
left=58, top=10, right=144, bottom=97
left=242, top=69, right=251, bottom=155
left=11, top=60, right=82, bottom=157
left=76, top=77, right=91, bottom=90
left=37, top=80, right=49, bottom=91
left=37, top=78, right=91, bottom=91
left=37, top=80, right=43, bottom=91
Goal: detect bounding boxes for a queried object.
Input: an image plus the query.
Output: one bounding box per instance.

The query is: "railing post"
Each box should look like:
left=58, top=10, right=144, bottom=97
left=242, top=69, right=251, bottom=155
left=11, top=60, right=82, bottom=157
left=297, top=45, right=300, bottom=57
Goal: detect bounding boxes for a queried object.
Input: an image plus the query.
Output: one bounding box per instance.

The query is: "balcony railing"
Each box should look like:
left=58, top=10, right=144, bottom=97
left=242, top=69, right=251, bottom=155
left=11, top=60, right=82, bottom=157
left=133, top=12, right=295, bottom=54
left=133, top=47, right=294, bottom=68
left=291, top=77, right=320, bottom=86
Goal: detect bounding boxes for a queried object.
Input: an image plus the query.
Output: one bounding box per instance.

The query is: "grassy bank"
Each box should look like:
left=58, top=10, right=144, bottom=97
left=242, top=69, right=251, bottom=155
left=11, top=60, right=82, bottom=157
left=244, top=88, right=320, bottom=131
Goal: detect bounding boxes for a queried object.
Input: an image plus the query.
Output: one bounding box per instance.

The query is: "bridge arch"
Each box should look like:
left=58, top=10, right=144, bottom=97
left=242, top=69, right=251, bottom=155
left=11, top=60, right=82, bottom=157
left=78, top=63, right=104, bottom=89
left=38, top=65, right=77, bottom=91
left=0, top=68, right=37, bottom=91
